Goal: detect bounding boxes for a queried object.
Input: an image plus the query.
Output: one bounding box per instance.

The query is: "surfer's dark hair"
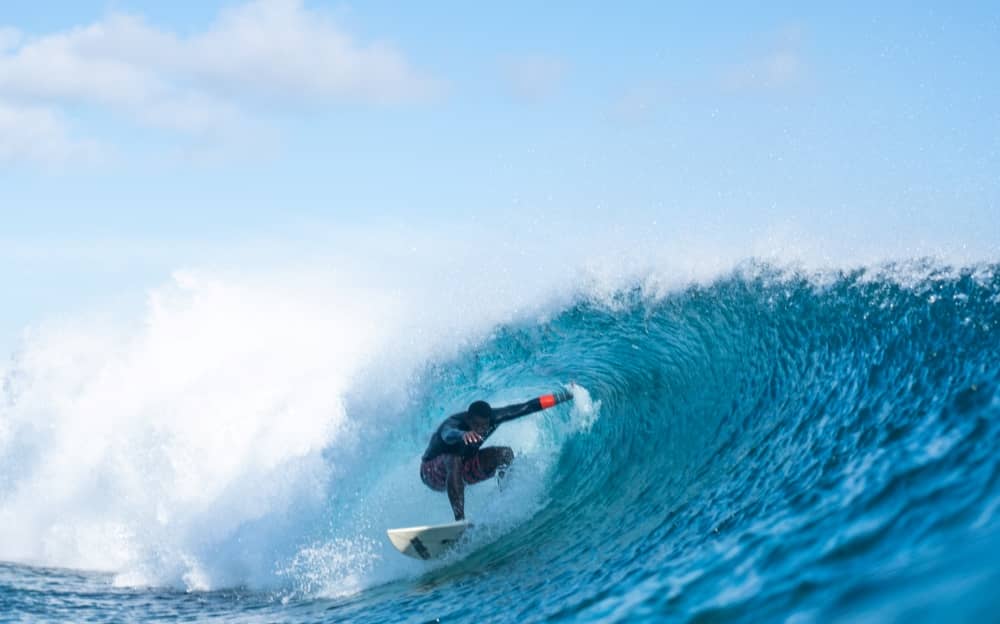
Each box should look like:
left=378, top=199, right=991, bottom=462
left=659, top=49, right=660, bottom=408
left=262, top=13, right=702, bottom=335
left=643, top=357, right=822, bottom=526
left=468, top=400, right=492, bottom=421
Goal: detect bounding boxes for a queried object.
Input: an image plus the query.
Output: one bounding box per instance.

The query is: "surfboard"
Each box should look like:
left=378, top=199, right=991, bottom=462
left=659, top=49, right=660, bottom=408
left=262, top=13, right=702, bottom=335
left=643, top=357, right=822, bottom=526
left=386, top=520, right=470, bottom=560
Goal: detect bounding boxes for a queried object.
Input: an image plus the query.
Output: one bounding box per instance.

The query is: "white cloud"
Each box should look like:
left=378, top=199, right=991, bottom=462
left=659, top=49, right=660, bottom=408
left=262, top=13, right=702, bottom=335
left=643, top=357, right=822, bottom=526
left=0, top=100, right=103, bottom=166
left=0, top=0, right=436, bottom=158
left=184, top=0, right=436, bottom=102
left=723, top=51, right=804, bottom=91
left=0, top=27, right=21, bottom=52
left=502, top=55, right=566, bottom=101
left=721, top=26, right=807, bottom=92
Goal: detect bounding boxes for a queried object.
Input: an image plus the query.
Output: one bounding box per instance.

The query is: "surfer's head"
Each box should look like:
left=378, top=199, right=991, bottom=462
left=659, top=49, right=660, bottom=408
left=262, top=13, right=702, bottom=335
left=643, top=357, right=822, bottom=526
left=467, top=400, right=493, bottom=430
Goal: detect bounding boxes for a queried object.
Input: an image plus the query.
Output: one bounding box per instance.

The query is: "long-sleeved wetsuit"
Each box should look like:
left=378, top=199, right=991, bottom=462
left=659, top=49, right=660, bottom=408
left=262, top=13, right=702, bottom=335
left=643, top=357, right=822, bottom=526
left=421, top=389, right=573, bottom=461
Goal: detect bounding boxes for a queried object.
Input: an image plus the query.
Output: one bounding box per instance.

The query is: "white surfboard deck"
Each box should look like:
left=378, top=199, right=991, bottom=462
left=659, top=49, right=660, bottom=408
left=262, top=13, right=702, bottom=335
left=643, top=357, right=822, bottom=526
left=386, top=520, right=471, bottom=560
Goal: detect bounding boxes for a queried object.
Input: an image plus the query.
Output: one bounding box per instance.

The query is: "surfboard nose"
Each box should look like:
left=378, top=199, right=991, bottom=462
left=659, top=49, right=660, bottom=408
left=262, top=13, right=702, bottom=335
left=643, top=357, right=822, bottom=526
left=386, top=521, right=471, bottom=560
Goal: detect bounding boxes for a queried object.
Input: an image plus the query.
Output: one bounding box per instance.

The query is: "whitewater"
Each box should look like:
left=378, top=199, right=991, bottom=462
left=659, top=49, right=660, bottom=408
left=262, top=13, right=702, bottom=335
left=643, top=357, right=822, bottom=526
left=1, top=230, right=999, bottom=622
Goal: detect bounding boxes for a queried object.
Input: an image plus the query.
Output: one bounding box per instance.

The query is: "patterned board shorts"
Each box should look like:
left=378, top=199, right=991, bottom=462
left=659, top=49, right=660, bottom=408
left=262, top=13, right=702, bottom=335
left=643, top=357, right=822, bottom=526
left=420, top=452, right=495, bottom=491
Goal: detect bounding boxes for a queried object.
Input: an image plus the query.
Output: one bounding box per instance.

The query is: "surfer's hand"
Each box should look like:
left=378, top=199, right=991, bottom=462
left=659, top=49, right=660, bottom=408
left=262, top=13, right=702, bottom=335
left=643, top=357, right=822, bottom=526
left=463, top=431, right=483, bottom=445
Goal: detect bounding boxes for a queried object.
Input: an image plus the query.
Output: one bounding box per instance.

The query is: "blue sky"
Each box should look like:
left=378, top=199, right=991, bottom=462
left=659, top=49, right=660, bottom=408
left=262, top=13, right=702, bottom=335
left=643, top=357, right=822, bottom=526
left=1, top=1, right=999, bottom=354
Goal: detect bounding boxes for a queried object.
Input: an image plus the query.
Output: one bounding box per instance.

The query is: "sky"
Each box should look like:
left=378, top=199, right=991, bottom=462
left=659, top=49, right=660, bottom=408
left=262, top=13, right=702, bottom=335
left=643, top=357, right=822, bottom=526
left=1, top=0, right=999, bottom=355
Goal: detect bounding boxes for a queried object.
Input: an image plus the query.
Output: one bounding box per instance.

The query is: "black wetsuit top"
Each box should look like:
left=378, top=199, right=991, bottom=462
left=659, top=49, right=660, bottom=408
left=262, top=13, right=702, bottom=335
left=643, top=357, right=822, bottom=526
left=421, top=391, right=572, bottom=461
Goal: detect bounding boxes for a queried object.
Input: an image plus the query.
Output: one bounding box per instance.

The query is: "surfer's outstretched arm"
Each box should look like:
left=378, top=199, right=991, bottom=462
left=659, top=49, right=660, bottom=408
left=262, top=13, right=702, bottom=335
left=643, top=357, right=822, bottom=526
left=492, top=389, right=573, bottom=424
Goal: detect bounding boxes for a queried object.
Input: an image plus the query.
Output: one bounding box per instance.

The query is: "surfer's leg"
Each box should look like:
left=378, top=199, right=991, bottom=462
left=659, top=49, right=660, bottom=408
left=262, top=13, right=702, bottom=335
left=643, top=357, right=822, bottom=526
left=464, top=446, right=514, bottom=484
left=445, top=454, right=466, bottom=521
left=495, top=446, right=514, bottom=485
left=420, top=457, right=448, bottom=492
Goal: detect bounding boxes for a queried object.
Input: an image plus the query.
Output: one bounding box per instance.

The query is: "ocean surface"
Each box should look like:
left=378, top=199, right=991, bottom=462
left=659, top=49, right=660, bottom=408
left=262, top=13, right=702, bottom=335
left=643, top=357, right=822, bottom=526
left=2, top=259, right=999, bottom=622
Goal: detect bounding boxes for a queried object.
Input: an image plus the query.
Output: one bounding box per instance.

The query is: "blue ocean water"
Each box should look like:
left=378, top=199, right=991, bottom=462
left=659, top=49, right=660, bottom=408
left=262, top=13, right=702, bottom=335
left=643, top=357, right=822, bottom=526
left=2, top=261, right=999, bottom=622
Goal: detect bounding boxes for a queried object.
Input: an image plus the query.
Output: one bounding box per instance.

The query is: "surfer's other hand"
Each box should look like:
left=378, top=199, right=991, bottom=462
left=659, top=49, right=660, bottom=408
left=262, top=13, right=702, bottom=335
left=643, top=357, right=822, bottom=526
left=463, top=431, right=483, bottom=445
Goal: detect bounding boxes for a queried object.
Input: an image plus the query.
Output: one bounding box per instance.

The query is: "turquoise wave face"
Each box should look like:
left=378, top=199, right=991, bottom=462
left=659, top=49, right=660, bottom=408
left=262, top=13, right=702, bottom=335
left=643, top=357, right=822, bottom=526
left=3, top=262, right=999, bottom=622
left=378, top=262, right=1000, bottom=621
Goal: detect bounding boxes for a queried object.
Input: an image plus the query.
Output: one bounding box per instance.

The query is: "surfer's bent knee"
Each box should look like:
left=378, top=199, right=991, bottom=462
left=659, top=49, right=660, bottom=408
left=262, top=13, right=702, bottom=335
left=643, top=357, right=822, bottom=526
left=500, top=446, right=514, bottom=465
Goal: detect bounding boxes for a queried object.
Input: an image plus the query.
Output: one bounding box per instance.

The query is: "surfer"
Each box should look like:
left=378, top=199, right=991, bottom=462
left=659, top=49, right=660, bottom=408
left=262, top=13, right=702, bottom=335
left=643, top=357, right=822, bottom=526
left=420, top=389, right=574, bottom=521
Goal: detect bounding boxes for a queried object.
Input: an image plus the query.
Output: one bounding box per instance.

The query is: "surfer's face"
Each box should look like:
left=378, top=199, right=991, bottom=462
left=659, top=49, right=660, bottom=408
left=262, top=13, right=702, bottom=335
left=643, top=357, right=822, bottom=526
left=469, top=416, right=489, bottom=434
